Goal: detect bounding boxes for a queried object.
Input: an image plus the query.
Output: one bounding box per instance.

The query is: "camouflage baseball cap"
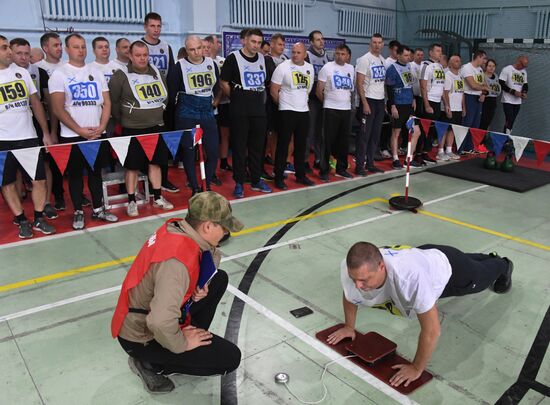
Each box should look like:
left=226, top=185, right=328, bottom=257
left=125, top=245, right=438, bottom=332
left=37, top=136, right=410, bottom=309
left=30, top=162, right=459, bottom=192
left=187, top=191, right=244, bottom=233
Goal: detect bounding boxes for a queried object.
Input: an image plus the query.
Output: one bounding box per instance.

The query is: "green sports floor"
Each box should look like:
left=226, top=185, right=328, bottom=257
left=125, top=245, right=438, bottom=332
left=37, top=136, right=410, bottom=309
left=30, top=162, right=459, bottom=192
left=1, top=169, right=549, bottom=405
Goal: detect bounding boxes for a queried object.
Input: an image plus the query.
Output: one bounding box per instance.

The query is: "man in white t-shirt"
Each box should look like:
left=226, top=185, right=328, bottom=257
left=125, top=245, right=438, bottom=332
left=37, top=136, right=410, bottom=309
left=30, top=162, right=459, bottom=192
left=0, top=35, right=56, bottom=239
left=30, top=47, right=44, bottom=64
left=36, top=32, right=63, bottom=77
left=440, top=54, right=464, bottom=161
left=89, top=37, right=119, bottom=83
left=327, top=241, right=513, bottom=387
left=270, top=42, right=314, bottom=190
left=499, top=55, right=528, bottom=134
left=112, top=38, right=130, bottom=73
left=355, top=33, right=386, bottom=176
left=316, top=44, right=355, bottom=181
left=460, top=50, right=489, bottom=138
left=49, top=33, right=118, bottom=230
left=411, top=48, right=424, bottom=114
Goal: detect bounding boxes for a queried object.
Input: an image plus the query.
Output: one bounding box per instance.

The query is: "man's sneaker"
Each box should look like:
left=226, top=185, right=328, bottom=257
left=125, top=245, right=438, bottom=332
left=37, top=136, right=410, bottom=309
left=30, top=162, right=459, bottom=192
left=284, top=162, right=295, bottom=174
left=446, top=152, right=461, bottom=160
left=82, top=196, right=91, bottom=207
left=127, top=201, right=139, bottom=217
left=355, top=169, right=367, bottom=177
left=92, top=207, right=119, bottom=222
left=54, top=198, right=66, bottom=211
left=18, top=220, right=33, bottom=239
left=32, top=217, right=56, bottom=235
left=73, top=210, right=85, bottom=230
left=261, top=170, right=274, bottom=181
left=251, top=179, right=272, bottom=193
left=436, top=151, right=450, bottom=161
left=161, top=181, right=180, bottom=193
left=154, top=196, right=174, bottom=210
left=13, top=216, right=21, bottom=226
left=296, top=176, right=314, bottom=186
left=381, top=150, right=392, bottom=159
left=409, top=159, right=423, bottom=168
left=128, top=357, right=175, bottom=394
left=421, top=153, right=437, bottom=165
left=233, top=183, right=244, bottom=198
left=319, top=173, right=329, bottom=182
left=392, top=159, right=403, bottom=169
left=335, top=170, right=353, bottom=179
left=367, top=165, right=384, bottom=173
left=211, top=175, right=222, bottom=186
left=43, top=203, right=58, bottom=219
left=275, top=179, right=288, bottom=190
left=493, top=257, right=513, bottom=294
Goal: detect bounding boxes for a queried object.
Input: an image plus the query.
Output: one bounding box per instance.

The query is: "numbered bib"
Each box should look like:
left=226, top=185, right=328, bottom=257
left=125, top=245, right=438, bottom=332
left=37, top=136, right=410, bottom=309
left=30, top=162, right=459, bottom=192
left=453, top=79, right=464, bottom=92
left=332, top=74, right=353, bottom=90
left=136, top=81, right=166, bottom=101
left=0, top=80, right=29, bottom=105
left=474, top=73, right=484, bottom=84
left=243, top=71, right=266, bottom=88
left=371, top=65, right=385, bottom=81
left=69, top=82, right=99, bottom=101
left=433, top=69, right=445, bottom=82
left=512, top=72, right=524, bottom=84
left=187, top=71, right=215, bottom=90
left=291, top=71, right=311, bottom=90
left=401, top=71, right=414, bottom=86
left=124, top=65, right=167, bottom=109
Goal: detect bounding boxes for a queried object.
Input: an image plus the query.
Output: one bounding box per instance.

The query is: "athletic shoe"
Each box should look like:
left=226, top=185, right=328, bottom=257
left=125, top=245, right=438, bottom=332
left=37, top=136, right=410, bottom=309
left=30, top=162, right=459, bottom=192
left=381, top=150, right=392, bottom=159
left=446, top=152, right=461, bottom=160
left=177, top=161, right=184, bottom=169
left=355, top=169, right=367, bottom=177
left=261, top=170, right=274, bottom=181
left=73, top=210, right=85, bottom=230
left=161, top=181, right=180, bottom=193
left=367, top=165, right=384, bottom=173
left=128, top=357, right=175, bottom=394
left=335, top=170, right=353, bottom=179
left=127, top=201, right=139, bottom=217
left=220, top=161, right=233, bottom=171
left=392, top=159, right=403, bottom=169
left=409, top=159, right=423, bottom=168
left=284, top=162, right=295, bottom=174
left=92, top=207, right=118, bottom=222
left=153, top=196, right=174, bottom=210
left=304, top=162, right=313, bottom=174
left=82, top=196, right=91, bottom=207
left=18, top=220, right=33, bottom=239
left=13, top=216, right=20, bottom=226
left=421, top=153, right=437, bottom=165
left=436, top=151, right=450, bottom=161
left=493, top=257, right=513, bottom=294
left=475, top=144, right=489, bottom=154
left=54, top=198, right=66, bottom=211
left=211, top=175, right=222, bottom=186
left=233, top=183, right=244, bottom=198
left=296, top=176, right=314, bottom=186
left=251, top=179, right=272, bottom=193
left=43, top=203, right=58, bottom=219
left=32, top=217, right=56, bottom=235
left=275, top=179, right=288, bottom=190
left=319, top=173, right=329, bottom=182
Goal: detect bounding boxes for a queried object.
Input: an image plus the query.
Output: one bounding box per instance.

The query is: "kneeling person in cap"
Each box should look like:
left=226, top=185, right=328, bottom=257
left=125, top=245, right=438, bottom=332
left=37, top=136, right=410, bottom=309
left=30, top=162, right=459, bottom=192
left=328, top=242, right=513, bottom=388
left=111, top=191, right=243, bottom=393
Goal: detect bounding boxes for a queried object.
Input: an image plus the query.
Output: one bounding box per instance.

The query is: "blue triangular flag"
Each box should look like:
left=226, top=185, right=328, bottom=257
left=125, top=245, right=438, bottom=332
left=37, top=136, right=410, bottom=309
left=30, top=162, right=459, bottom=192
left=434, top=121, right=449, bottom=143
left=406, top=117, right=414, bottom=131
left=489, top=132, right=508, bottom=156
left=161, top=130, right=184, bottom=159
left=78, top=141, right=102, bottom=169
left=0, top=151, right=8, bottom=186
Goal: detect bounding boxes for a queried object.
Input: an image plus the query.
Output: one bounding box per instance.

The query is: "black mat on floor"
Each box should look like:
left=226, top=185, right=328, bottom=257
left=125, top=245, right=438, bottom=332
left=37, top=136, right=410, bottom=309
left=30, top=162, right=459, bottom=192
left=427, top=158, right=550, bottom=192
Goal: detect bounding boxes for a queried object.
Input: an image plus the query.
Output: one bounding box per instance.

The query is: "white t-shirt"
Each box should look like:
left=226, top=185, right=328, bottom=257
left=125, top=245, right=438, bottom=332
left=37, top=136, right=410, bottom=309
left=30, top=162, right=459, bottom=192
left=384, top=56, right=396, bottom=69
left=0, top=65, right=38, bottom=141
left=420, top=60, right=445, bottom=102
left=411, top=61, right=422, bottom=96
left=89, top=61, right=120, bottom=82
left=340, top=247, right=452, bottom=318
left=48, top=63, right=108, bottom=138
left=111, top=59, right=128, bottom=73
left=35, top=59, right=63, bottom=77
left=499, top=65, right=527, bottom=105
left=271, top=59, right=314, bottom=112
left=318, top=61, right=354, bottom=110
left=355, top=52, right=386, bottom=100
left=460, top=62, right=485, bottom=96
left=444, top=70, right=464, bottom=112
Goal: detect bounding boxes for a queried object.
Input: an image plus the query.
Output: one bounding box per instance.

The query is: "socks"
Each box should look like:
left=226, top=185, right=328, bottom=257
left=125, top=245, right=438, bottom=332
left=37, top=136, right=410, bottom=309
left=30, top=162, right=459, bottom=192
left=152, top=188, right=161, bottom=200
left=34, top=211, right=43, bottom=221
left=16, top=213, right=27, bottom=223
left=446, top=147, right=453, bottom=154
left=128, top=193, right=136, bottom=203
left=438, top=148, right=444, bottom=154
left=393, top=154, right=399, bottom=161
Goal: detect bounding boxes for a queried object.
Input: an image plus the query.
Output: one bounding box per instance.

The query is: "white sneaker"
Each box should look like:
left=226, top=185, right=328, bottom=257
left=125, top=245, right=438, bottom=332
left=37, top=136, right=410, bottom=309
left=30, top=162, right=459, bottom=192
left=436, top=151, right=450, bottom=161
left=127, top=201, right=139, bottom=217
left=446, top=152, right=461, bottom=160
left=154, top=196, right=174, bottom=210
left=381, top=150, right=392, bottom=159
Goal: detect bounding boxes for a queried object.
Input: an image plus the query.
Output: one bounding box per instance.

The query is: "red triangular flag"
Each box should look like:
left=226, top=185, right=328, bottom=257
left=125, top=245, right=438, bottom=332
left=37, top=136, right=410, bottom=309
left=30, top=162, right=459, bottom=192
left=469, top=128, right=487, bottom=147
left=136, top=134, right=159, bottom=161
left=533, top=140, right=550, bottom=167
left=193, top=127, right=203, bottom=146
left=419, top=118, right=432, bottom=136
left=47, top=144, right=73, bottom=175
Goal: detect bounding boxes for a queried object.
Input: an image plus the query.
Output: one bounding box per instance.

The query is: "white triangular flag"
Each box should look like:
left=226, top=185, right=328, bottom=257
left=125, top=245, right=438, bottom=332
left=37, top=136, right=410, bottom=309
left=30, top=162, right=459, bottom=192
left=108, top=137, right=132, bottom=165
left=509, top=135, right=530, bottom=162
left=451, top=124, right=469, bottom=150
left=11, top=146, right=41, bottom=180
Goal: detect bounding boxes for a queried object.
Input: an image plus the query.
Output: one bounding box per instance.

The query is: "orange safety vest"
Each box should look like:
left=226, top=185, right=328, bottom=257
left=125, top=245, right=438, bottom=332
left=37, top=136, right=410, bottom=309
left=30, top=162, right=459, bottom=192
left=111, top=219, right=201, bottom=338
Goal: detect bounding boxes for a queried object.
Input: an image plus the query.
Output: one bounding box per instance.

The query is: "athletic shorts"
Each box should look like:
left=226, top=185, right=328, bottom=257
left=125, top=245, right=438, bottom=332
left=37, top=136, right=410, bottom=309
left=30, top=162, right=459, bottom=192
left=0, top=138, right=46, bottom=184
left=122, top=127, right=170, bottom=170
left=444, top=111, right=463, bottom=125
left=216, top=103, right=231, bottom=128
left=391, top=104, right=415, bottom=129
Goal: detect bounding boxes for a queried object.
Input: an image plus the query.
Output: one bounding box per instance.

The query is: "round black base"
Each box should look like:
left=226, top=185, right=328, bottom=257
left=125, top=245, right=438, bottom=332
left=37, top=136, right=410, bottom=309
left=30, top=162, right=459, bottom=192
left=389, top=196, right=423, bottom=211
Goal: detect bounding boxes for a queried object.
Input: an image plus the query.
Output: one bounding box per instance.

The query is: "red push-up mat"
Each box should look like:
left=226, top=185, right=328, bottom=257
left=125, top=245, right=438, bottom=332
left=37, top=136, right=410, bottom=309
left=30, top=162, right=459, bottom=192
left=316, top=324, right=433, bottom=395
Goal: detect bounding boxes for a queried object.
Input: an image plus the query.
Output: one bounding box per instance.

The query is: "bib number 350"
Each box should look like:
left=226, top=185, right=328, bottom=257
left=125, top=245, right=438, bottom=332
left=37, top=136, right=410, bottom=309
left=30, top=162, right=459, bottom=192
left=69, top=82, right=99, bottom=101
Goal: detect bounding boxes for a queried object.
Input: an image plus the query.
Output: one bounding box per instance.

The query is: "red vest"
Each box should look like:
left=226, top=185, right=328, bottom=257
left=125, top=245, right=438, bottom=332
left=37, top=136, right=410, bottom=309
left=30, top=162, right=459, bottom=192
left=111, top=219, right=201, bottom=338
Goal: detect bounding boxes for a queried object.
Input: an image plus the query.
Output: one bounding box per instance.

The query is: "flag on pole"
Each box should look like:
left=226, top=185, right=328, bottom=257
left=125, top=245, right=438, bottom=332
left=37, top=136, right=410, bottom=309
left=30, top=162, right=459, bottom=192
left=192, top=127, right=203, bottom=146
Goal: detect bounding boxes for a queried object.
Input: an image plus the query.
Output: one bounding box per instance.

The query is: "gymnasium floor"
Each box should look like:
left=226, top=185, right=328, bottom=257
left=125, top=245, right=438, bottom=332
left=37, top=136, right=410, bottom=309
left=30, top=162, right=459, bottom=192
left=1, top=164, right=549, bottom=405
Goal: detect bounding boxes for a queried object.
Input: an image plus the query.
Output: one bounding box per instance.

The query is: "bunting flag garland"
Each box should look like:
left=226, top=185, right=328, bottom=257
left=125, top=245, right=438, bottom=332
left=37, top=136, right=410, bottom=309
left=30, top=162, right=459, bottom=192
left=488, top=132, right=508, bottom=157
left=419, top=118, right=432, bottom=136
left=78, top=141, right=102, bottom=169
left=11, top=147, right=41, bottom=180
left=108, top=137, right=132, bottom=166
left=47, top=144, right=73, bottom=175
left=533, top=140, right=550, bottom=167
left=137, top=134, right=159, bottom=161
left=451, top=124, right=469, bottom=150
left=406, top=117, right=414, bottom=131
left=509, top=135, right=530, bottom=162
left=192, top=127, right=203, bottom=146
left=0, top=151, right=8, bottom=186
left=161, top=131, right=184, bottom=159
left=469, top=128, right=487, bottom=148
left=434, top=121, right=449, bottom=143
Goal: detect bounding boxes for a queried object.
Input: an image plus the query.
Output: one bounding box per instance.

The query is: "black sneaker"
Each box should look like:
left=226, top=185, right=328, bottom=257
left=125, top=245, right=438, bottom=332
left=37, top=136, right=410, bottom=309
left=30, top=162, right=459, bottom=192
left=304, top=162, right=313, bottom=174
left=211, top=175, right=222, bottom=186
left=128, top=357, right=175, bottom=394
left=335, top=170, right=353, bottom=179
left=192, top=187, right=203, bottom=196
left=13, top=216, right=21, bottom=226
left=319, top=173, right=329, bottom=182
left=392, top=160, right=404, bottom=170
left=54, top=198, right=66, bottom=211
left=275, top=179, right=288, bottom=190
left=33, top=217, right=56, bottom=235
left=409, top=159, right=423, bottom=168
left=82, top=196, right=91, bottom=207
left=493, top=257, right=513, bottom=294
left=161, top=181, right=180, bottom=193
left=220, top=160, right=233, bottom=171
left=44, top=203, right=58, bottom=219
left=367, top=166, right=384, bottom=173
left=296, top=176, right=314, bottom=186
left=18, top=220, right=33, bottom=239
left=355, top=169, right=367, bottom=177
left=261, top=170, right=274, bottom=181
left=422, top=153, right=437, bottom=165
